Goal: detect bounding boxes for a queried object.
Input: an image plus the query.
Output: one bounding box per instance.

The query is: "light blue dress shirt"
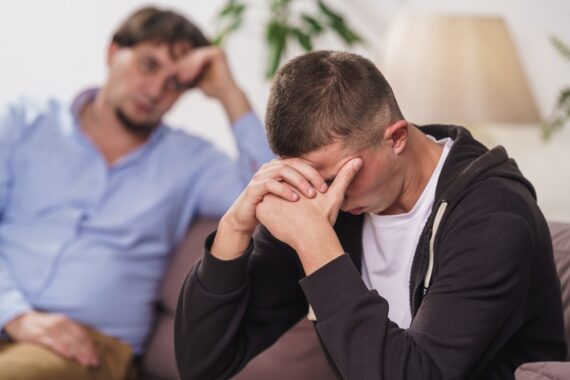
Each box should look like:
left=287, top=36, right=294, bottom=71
left=0, top=89, right=274, bottom=353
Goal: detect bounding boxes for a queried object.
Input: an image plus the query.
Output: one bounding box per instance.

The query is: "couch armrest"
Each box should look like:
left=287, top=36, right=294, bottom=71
left=515, top=361, right=570, bottom=380
left=549, top=222, right=570, bottom=360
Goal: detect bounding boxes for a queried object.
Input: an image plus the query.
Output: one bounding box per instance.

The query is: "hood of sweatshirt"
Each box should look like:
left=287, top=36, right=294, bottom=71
left=420, top=124, right=536, bottom=206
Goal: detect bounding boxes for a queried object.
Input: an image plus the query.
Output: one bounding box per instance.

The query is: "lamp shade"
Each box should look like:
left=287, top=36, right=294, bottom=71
left=380, top=14, right=540, bottom=124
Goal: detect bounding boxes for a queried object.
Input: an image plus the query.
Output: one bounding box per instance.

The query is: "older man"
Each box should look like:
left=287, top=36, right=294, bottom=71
left=0, top=6, right=273, bottom=379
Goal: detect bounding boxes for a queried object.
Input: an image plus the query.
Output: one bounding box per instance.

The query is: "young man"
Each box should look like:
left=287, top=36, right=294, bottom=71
left=0, top=6, right=273, bottom=380
left=175, top=51, right=567, bottom=379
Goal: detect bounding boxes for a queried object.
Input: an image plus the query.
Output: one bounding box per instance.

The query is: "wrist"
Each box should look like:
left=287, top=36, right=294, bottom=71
left=4, top=311, right=31, bottom=339
left=220, top=212, right=255, bottom=237
left=218, top=85, right=251, bottom=124
left=212, top=215, right=254, bottom=260
left=294, top=223, right=344, bottom=275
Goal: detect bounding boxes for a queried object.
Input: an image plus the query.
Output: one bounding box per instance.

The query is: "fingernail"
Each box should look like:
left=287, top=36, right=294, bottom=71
left=291, top=192, right=299, bottom=200
left=307, top=188, right=316, bottom=197
left=320, top=183, right=328, bottom=192
left=353, top=159, right=362, bottom=170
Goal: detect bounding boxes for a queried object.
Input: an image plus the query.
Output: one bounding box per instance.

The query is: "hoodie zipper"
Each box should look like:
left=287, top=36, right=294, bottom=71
left=410, top=200, right=448, bottom=318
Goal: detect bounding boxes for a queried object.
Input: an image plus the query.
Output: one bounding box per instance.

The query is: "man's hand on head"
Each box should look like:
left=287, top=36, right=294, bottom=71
left=4, top=311, right=99, bottom=368
left=177, top=46, right=250, bottom=123
left=212, top=158, right=329, bottom=261
left=255, top=158, right=362, bottom=275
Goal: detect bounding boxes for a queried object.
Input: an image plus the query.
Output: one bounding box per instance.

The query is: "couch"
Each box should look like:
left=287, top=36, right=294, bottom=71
left=139, top=219, right=570, bottom=380
left=514, top=222, right=570, bottom=380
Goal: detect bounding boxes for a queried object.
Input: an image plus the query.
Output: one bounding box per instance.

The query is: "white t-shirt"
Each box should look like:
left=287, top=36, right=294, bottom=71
left=360, top=136, right=453, bottom=328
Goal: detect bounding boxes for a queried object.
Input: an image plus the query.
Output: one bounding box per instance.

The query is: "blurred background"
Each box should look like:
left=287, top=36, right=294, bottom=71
left=0, top=0, right=568, bottom=221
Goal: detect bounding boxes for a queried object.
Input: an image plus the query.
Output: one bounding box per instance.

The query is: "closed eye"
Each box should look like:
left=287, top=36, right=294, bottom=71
left=139, top=56, right=160, bottom=74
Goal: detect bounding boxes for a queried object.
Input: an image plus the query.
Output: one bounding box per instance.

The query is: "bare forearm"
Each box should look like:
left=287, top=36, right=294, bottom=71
left=294, top=223, right=345, bottom=276
left=211, top=215, right=253, bottom=260
left=219, top=85, right=252, bottom=124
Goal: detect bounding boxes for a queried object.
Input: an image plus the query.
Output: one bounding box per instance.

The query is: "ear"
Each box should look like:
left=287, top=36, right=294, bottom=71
left=383, top=120, right=409, bottom=155
left=107, top=42, right=122, bottom=66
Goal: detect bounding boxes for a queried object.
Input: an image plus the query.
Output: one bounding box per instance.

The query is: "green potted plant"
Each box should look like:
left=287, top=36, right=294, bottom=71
left=213, top=0, right=364, bottom=79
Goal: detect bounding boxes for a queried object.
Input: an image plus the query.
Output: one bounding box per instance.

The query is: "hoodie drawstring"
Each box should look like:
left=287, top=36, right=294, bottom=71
left=424, top=201, right=448, bottom=294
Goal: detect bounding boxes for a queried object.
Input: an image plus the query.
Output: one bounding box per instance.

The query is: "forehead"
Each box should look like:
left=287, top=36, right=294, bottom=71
left=300, top=141, right=358, bottom=179
left=131, top=40, right=191, bottom=61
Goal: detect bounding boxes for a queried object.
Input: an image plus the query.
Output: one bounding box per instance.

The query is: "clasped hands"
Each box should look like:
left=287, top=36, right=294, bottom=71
left=212, top=157, right=362, bottom=275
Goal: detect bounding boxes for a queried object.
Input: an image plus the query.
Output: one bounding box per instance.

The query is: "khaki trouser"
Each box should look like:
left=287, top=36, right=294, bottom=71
left=0, top=327, right=136, bottom=380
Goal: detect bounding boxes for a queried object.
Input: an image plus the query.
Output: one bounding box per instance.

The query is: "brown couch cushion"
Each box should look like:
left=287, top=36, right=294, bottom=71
left=549, top=222, right=570, bottom=360
left=140, top=218, right=219, bottom=379
left=515, top=223, right=570, bottom=380
left=141, top=313, right=177, bottom=379
left=233, top=318, right=335, bottom=380
left=160, top=219, right=220, bottom=314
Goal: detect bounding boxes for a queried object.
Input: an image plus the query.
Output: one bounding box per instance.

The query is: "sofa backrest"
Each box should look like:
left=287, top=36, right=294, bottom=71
left=140, top=218, right=219, bottom=379
left=549, top=222, right=570, bottom=360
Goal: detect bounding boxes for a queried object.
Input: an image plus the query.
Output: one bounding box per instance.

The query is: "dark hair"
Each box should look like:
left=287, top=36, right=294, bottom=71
left=265, top=50, right=404, bottom=157
left=112, top=7, right=210, bottom=50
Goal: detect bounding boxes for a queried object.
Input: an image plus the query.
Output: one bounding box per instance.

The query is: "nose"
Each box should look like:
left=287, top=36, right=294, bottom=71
left=144, top=75, right=165, bottom=101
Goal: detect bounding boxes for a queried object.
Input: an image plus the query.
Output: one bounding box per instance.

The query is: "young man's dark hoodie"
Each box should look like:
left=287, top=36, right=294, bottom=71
left=175, top=125, right=567, bottom=380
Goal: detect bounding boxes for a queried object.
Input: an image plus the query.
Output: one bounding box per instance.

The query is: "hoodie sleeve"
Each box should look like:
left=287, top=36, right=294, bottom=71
left=175, top=227, right=308, bottom=380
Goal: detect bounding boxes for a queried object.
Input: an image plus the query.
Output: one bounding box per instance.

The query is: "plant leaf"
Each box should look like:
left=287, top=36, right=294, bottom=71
left=219, top=0, right=236, bottom=17
left=290, top=27, right=313, bottom=51
left=542, top=117, right=565, bottom=140
left=557, top=88, right=570, bottom=107
left=214, top=0, right=246, bottom=45
left=551, top=35, right=570, bottom=62
left=233, top=4, right=246, bottom=16
left=329, top=18, right=362, bottom=45
left=266, top=20, right=287, bottom=78
left=317, top=0, right=362, bottom=45
left=317, top=0, right=343, bottom=24
left=219, top=0, right=245, bottom=18
left=270, top=0, right=292, bottom=13
left=543, top=36, right=570, bottom=140
left=543, top=87, right=570, bottom=140
left=301, top=14, right=324, bottom=36
left=212, top=17, right=242, bottom=45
